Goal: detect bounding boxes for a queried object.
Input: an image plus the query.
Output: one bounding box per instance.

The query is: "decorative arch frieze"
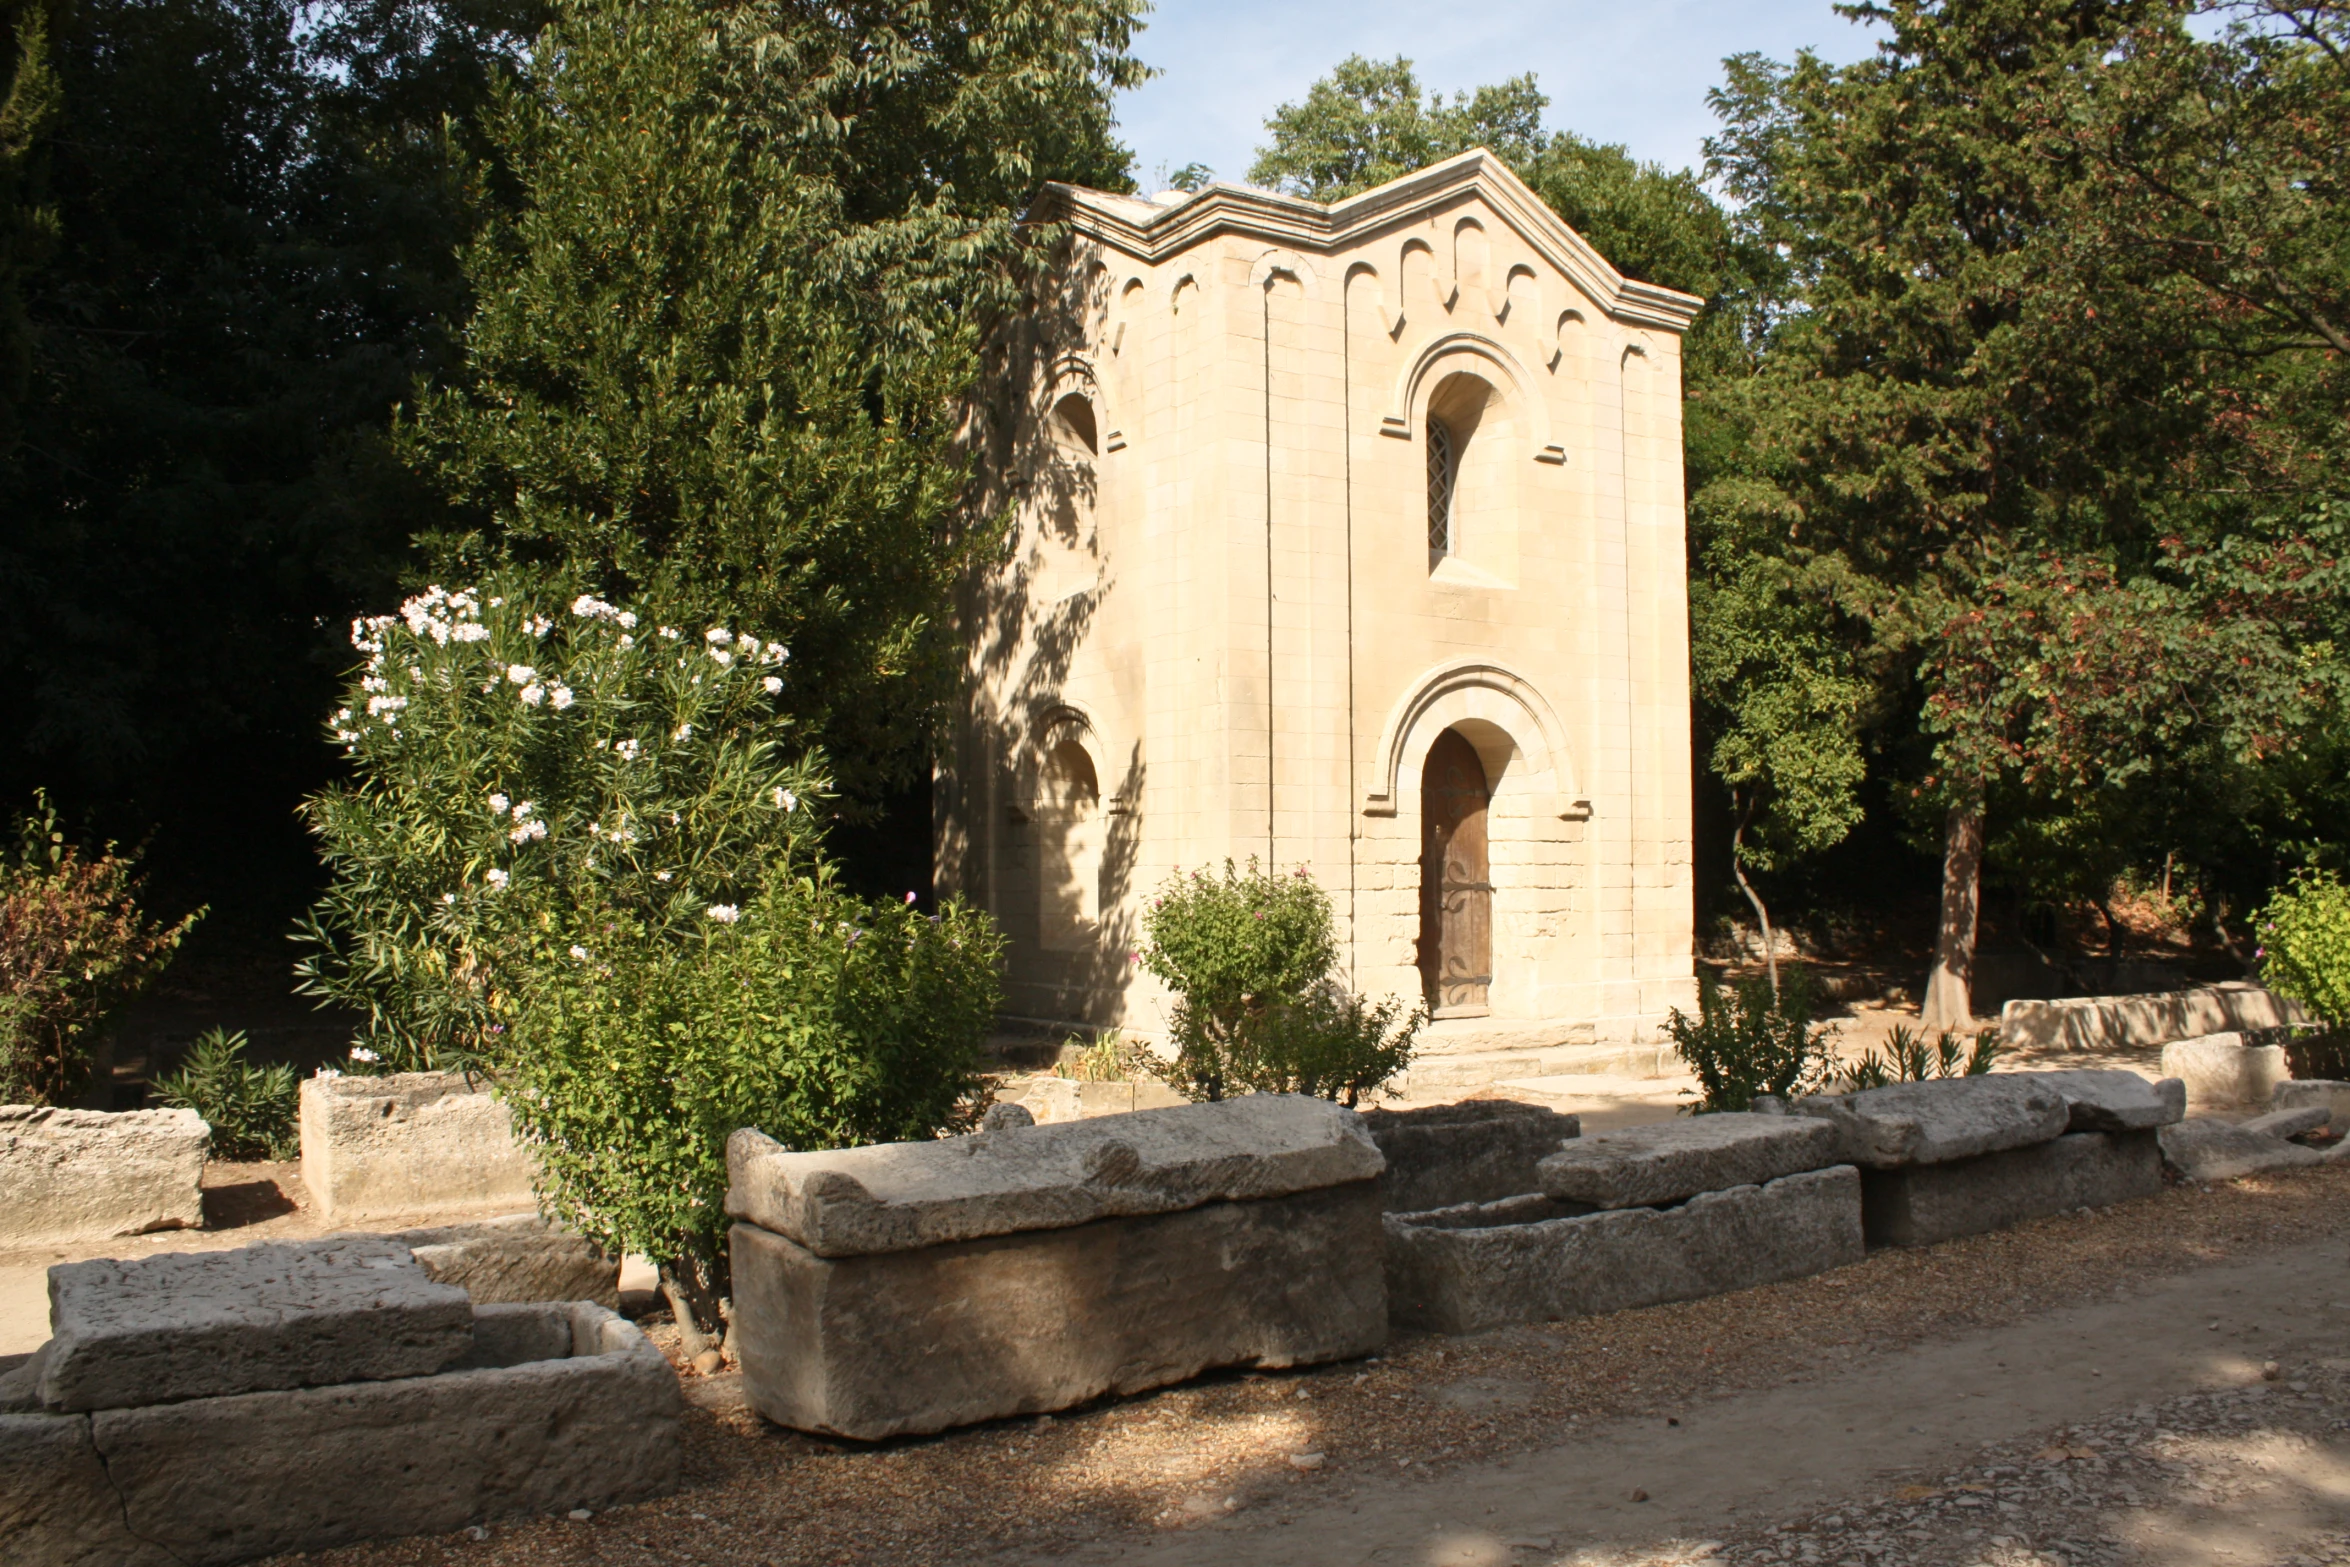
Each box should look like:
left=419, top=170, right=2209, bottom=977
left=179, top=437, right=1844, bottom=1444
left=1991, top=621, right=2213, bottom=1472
left=1044, top=352, right=1122, bottom=454
left=1363, top=659, right=1590, bottom=821
left=1247, top=248, right=1321, bottom=296
left=1378, top=331, right=1566, bottom=465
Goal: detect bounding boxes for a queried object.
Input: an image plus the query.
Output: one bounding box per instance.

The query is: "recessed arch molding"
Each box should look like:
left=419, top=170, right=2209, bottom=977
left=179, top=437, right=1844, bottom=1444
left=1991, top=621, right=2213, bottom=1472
left=1364, top=658, right=1590, bottom=821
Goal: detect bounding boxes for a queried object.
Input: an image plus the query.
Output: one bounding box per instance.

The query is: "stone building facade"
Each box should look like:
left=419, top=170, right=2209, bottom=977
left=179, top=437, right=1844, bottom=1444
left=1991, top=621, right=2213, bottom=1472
left=939, top=150, right=1702, bottom=1085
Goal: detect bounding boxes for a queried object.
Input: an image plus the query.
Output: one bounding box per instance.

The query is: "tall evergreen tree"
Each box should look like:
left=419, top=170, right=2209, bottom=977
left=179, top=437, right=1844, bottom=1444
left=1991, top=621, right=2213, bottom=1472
left=404, top=0, right=1148, bottom=803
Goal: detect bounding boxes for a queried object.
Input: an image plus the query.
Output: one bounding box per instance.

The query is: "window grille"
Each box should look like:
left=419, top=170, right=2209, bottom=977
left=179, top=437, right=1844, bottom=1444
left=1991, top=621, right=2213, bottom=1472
left=1426, top=417, right=1455, bottom=557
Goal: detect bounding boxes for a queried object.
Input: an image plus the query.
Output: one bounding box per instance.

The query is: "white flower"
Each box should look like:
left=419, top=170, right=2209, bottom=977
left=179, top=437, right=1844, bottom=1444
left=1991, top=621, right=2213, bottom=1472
left=365, top=694, right=407, bottom=717
left=441, top=892, right=457, bottom=905
left=616, top=633, right=634, bottom=649
left=485, top=867, right=510, bottom=890
left=738, top=635, right=762, bottom=657
left=333, top=707, right=352, bottom=725
left=617, top=611, right=637, bottom=629
left=315, top=1066, right=342, bottom=1081
left=572, top=594, right=618, bottom=620
left=655, top=870, right=673, bottom=882
left=705, top=627, right=733, bottom=645
left=349, top=1046, right=380, bottom=1064
left=506, top=664, right=536, bottom=685
left=489, top=596, right=505, bottom=608
left=709, top=648, right=733, bottom=667
left=520, top=684, right=545, bottom=707
left=550, top=684, right=575, bottom=710
left=614, top=738, right=641, bottom=761
left=762, top=675, right=783, bottom=695
left=772, top=787, right=797, bottom=811
left=569, top=944, right=591, bottom=961
left=451, top=622, right=489, bottom=643
left=674, top=723, right=693, bottom=742
left=526, top=615, right=552, bottom=638
left=706, top=903, right=741, bottom=923
left=511, top=801, right=533, bottom=820
left=361, top=675, right=387, bottom=693
left=763, top=644, right=788, bottom=665
left=488, top=793, right=510, bottom=815
left=510, top=818, right=547, bottom=844
left=658, top=626, right=680, bottom=641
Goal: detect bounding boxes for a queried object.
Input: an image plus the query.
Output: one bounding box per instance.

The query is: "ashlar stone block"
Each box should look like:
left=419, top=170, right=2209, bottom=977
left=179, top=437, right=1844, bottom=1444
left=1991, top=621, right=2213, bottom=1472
left=299, top=1070, right=536, bottom=1223
left=2159, top=1034, right=2290, bottom=1111
left=1536, top=1112, right=1841, bottom=1209
left=1383, top=1166, right=1864, bottom=1335
left=2017, top=1069, right=2186, bottom=1133
left=40, top=1239, right=473, bottom=1412
left=1358, top=1099, right=1581, bottom=1213
left=731, top=1182, right=1387, bottom=1440
left=0, top=1106, right=206, bottom=1249
left=1859, top=1130, right=2164, bottom=1248
left=1795, top=1076, right=2069, bottom=1168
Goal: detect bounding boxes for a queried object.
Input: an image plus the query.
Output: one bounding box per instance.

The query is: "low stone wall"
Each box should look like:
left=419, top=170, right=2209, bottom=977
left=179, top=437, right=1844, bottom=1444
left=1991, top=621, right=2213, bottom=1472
left=1358, top=1099, right=1582, bottom=1213
left=3, top=1240, right=679, bottom=1567
left=725, top=1095, right=1388, bottom=1439
left=2000, top=982, right=2308, bottom=1053
left=300, top=1070, right=535, bottom=1223
left=1384, top=1166, right=1864, bottom=1334
left=0, top=1106, right=206, bottom=1248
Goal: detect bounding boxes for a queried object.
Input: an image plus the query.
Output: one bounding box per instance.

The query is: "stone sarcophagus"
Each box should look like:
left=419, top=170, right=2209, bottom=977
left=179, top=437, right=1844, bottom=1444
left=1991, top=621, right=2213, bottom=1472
left=725, top=1094, right=1388, bottom=1441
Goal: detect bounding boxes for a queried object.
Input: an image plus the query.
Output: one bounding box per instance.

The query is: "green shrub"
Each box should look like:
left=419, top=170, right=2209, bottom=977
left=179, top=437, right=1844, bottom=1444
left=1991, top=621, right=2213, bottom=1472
left=297, top=577, right=821, bottom=1071
left=499, top=874, right=1003, bottom=1336
left=1054, top=1032, right=1147, bottom=1083
left=1668, top=968, right=1836, bottom=1113
left=152, top=1029, right=298, bottom=1161
left=1, top=795, right=199, bottom=1105
left=2258, top=870, right=2350, bottom=1031
left=1837, top=1023, right=1999, bottom=1092
left=1140, top=860, right=1421, bottom=1103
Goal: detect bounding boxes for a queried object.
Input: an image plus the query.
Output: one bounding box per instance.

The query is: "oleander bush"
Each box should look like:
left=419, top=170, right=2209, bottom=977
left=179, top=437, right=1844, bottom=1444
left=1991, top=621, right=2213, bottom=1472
left=153, top=1028, right=299, bottom=1160
left=1837, top=1023, right=1999, bottom=1092
left=1668, top=967, right=1836, bottom=1113
left=0, top=795, right=199, bottom=1106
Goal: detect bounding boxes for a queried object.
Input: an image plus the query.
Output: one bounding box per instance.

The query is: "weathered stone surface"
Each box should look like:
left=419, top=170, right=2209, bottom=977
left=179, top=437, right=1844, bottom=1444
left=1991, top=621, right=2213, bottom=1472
left=1859, top=1131, right=2164, bottom=1248
left=731, top=1182, right=1387, bottom=1440
left=1793, top=1076, right=2069, bottom=1168
left=2272, top=1080, right=2350, bottom=1124
left=2001, top=983, right=2309, bottom=1053
left=0, top=1106, right=206, bottom=1248
left=726, top=1093, right=1385, bottom=1258
left=1, top=1409, right=180, bottom=1567
left=2016, top=1070, right=2187, bottom=1133
left=299, top=1070, right=536, bottom=1223
left=1383, top=1166, right=1864, bottom=1335
left=2238, top=1105, right=2329, bottom=1142
left=2159, top=1117, right=2324, bottom=1182
left=79, top=1303, right=678, bottom=1566
left=1359, top=1099, right=1582, bottom=1212
left=2160, top=1034, right=2290, bottom=1110
left=40, top=1239, right=473, bottom=1412
left=1535, top=1113, right=1840, bottom=1210
left=392, top=1214, right=619, bottom=1308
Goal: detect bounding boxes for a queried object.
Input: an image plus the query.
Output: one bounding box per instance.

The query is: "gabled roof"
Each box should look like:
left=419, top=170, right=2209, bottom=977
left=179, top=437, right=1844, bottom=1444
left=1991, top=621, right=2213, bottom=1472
left=1031, top=148, right=1706, bottom=335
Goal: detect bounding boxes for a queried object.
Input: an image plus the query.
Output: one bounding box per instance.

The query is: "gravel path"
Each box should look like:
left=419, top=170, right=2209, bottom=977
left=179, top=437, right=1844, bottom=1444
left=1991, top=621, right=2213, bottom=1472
left=277, top=1163, right=2350, bottom=1567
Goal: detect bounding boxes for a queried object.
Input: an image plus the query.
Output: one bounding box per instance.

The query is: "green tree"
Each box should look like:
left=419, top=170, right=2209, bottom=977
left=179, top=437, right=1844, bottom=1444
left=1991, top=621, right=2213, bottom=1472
left=0, top=0, right=60, bottom=452
left=406, top=0, right=1148, bottom=805
left=1247, top=55, right=1545, bottom=199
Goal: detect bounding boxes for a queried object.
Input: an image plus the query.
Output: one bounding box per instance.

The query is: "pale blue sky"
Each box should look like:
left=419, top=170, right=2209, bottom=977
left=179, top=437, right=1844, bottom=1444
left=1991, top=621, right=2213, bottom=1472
left=1115, top=0, right=1888, bottom=193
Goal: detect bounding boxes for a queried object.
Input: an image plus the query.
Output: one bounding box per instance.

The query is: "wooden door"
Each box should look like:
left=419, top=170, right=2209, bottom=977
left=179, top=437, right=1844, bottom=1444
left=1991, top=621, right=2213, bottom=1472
left=1418, top=729, right=1492, bottom=1015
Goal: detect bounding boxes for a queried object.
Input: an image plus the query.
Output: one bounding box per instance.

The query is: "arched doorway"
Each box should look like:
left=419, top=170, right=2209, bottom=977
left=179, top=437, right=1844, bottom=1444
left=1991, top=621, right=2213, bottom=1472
left=1418, top=728, right=1492, bottom=1015
left=1037, top=740, right=1100, bottom=951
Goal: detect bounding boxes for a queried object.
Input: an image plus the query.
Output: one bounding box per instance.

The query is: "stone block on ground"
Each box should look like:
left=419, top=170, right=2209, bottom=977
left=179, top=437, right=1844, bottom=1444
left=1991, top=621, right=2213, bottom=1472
left=725, top=1092, right=1384, bottom=1257
left=1859, top=1130, right=2163, bottom=1248
left=0, top=1107, right=206, bottom=1249
left=74, top=1303, right=675, bottom=1566
left=2159, top=1034, right=2290, bottom=1111
left=1, top=1408, right=181, bottom=1567
left=299, top=1070, right=536, bottom=1224
left=1794, top=1076, right=2069, bottom=1168
left=39, top=1239, right=474, bottom=1413
left=2239, top=1105, right=2330, bottom=1142
left=731, top=1182, right=1387, bottom=1440
left=1383, top=1166, right=1864, bottom=1335
left=2272, top=1080, right=2350, bottom=1124
left=1535, top=1112, right=1840, bottom=1209
left=2000, top=982, right=2310, bottom=1053
left=2159, top=1117, right=2325, bottom=1182
left=2016, top=1070, right=2186, bottom=1132
left=1358, top=1099, right=1582, bottom=1212
left=391, top=1214, right=619, bottom=1308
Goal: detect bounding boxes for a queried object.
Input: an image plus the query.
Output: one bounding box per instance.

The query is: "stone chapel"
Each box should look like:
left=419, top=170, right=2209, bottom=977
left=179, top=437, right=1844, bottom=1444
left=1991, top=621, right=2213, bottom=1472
left=938, top=149, right=1701, bottom=1085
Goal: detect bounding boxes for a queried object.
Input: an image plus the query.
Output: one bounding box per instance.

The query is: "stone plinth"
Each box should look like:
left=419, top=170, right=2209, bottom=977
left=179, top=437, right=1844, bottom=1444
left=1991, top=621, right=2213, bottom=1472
left=2017, top=1070, right=2186, bottom=1132
left=1795, top=1077, right=2070, bottom=1168
left=0, top=1107, right=206, bottom=1249
left=1537, top=1112, right=1840, bottom=1209
left=1383, top=1166, right=1864, bottom=1335
left=2159, top=1034, right=2290, bottom=1111
left=1359, top=1099, right=1582, bottom=1213
left=1859, top=1131, right=2163, bottom=1248
left=299, top=1070, right=535, bottom=1223
left=5, top=1302, right=679, bottom=1567
left=41, top=1240, right=473, bottom=1413
left=725, top=1094, right=1388, bottom=1439
left=2002, top=983, right=2308, bottom=1053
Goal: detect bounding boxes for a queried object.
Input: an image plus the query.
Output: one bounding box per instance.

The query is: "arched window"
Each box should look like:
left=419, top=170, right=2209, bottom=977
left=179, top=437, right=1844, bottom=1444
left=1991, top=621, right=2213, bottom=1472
left=1049, top=392, right=1098, bottom=456
left=1426, top=416, right=1456, bottom=559
left=1036, top=739, right=1101, bottom=951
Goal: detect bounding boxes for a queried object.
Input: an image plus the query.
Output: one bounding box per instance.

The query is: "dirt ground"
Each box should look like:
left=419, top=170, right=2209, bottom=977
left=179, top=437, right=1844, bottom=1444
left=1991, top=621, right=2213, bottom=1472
left=263, top=1160, right=2350, bottom=1567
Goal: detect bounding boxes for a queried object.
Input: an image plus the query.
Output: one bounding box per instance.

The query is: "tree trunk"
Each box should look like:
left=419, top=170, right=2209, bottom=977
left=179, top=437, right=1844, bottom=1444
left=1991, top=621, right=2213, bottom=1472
left=1921, top=797, right=1985, bottom=1033
left=659, top=1253, right=728, bottom=1357
left=1730, top=792, right=1780, bottom=1003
